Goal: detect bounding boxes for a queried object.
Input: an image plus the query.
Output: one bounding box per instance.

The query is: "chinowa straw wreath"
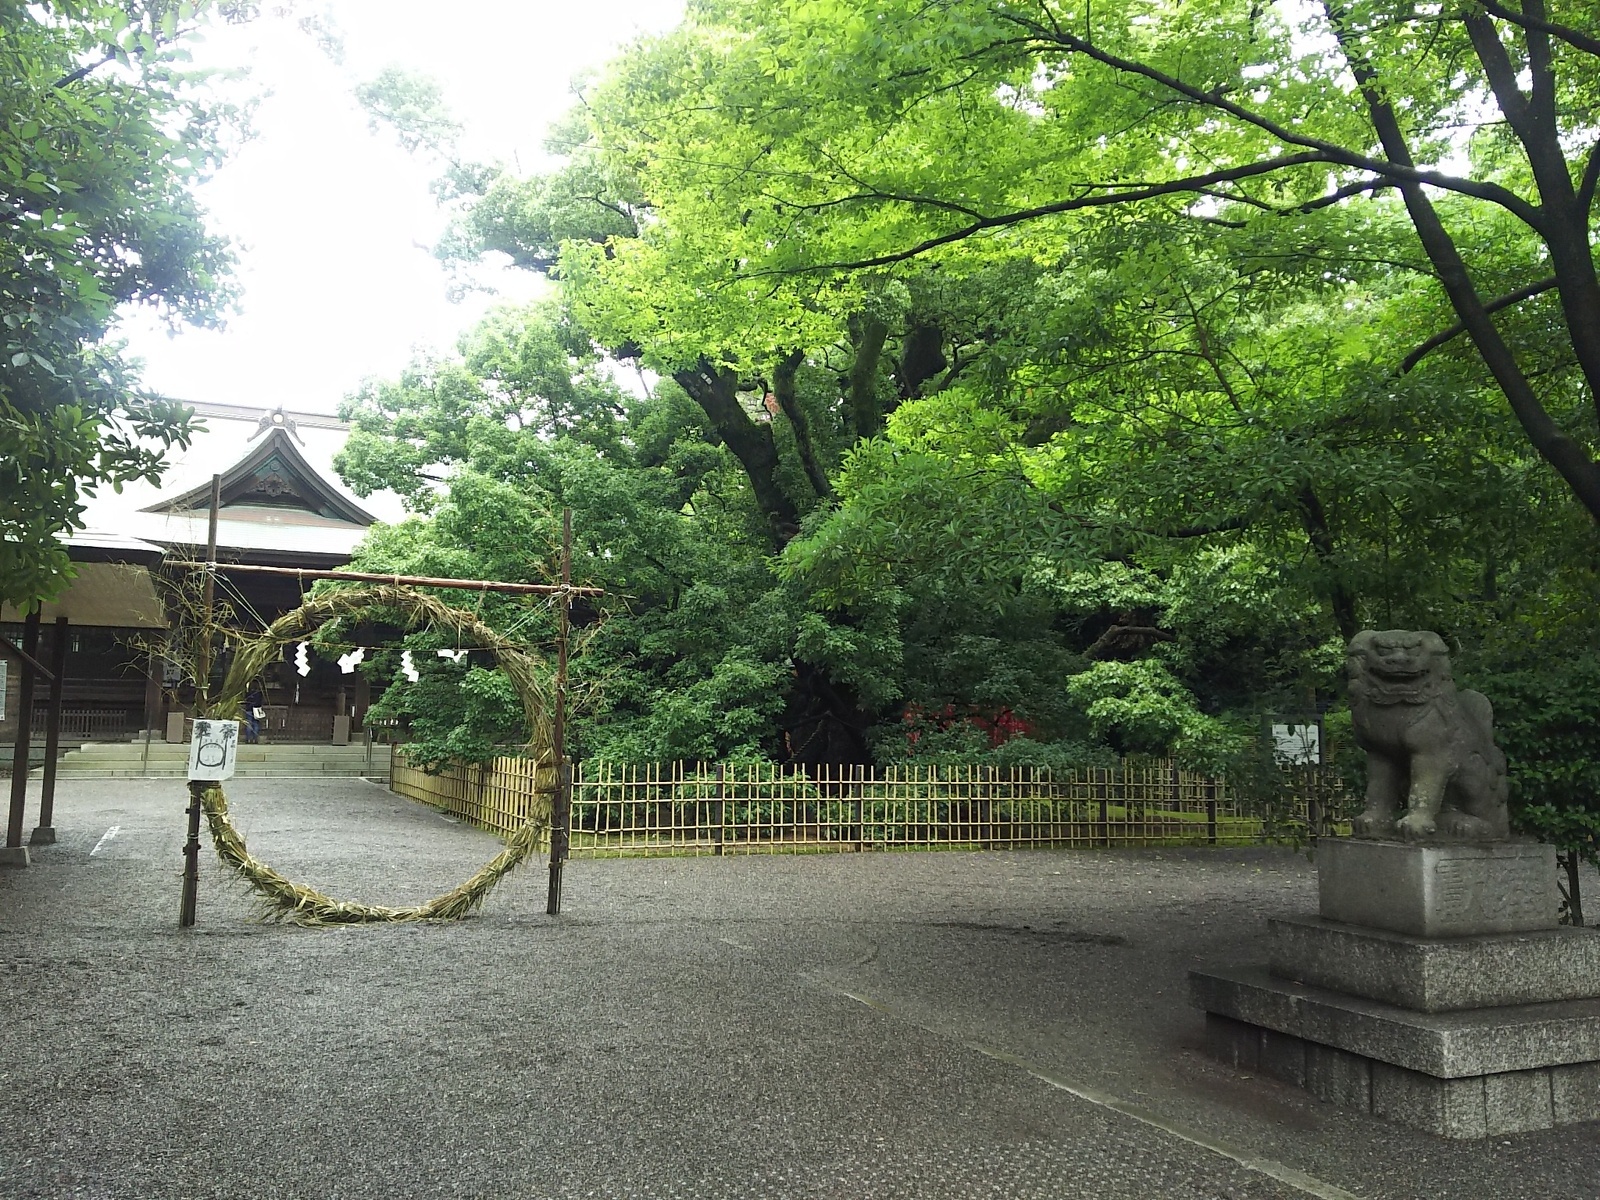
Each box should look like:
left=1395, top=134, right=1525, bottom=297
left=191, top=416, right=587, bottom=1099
left=199, top=584, right=554, bottom=925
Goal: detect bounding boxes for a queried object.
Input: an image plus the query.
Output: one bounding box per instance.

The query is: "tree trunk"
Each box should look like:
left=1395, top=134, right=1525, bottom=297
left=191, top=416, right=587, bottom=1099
left=1297, top=483, right=1359, bottom=642
left=771, top=349, right=833, bottom=501
left=846, top=313, right=889, bottom=438
left=898, top=320, right=947, bottom=400
left=673, top=358, right=800, bottom=540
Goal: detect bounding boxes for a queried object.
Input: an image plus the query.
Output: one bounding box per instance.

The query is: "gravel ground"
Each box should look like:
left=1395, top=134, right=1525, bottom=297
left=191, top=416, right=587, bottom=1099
left=1, top=777, right=1597, bottom=1200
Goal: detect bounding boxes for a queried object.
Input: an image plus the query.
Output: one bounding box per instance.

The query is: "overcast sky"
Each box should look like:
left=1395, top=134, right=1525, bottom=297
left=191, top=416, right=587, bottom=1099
left=115, top=0, right=684, bottom=416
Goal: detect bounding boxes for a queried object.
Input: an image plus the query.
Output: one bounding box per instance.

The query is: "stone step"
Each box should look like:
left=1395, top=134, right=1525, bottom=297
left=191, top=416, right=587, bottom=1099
left=68, top=742, right=386, bottom=757
left=37, top=766, right=389, bottom=779
left=34, top=744, right=390, bottom=779
left=1193, top=964, right=1600, bottom=1138
left=1191, top=963, right=1600, bottom=1080
left=1269, top=916, right=1600, bottom=1012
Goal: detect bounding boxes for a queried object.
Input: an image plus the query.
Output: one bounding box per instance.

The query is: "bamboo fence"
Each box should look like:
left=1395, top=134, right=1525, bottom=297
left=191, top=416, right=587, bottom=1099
left=390, top=756, right=1355, bottom=858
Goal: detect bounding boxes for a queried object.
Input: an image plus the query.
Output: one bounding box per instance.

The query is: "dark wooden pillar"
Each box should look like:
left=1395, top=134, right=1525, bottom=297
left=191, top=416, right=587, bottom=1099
left=143, top=651, right=164, bottom=734
left=32, top=615, right=68, bottom=845
left=4, top=607, right=42, bottom=859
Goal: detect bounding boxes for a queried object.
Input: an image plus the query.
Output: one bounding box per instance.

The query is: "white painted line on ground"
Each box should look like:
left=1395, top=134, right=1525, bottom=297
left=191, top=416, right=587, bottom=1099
left=89, top=826, right=121, bottom=857
left=829, top=985, right=1364, bottom=1200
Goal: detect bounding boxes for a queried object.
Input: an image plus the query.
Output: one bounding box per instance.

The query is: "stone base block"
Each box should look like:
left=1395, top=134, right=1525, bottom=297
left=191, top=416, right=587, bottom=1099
left=1192, top=964, right=1600, bottom=1076
left=0, top=846, right=29, bottom=868
left=1193, top=965, right=1600, bottom=1138
left=1317, top=837, right=1558, bottom=936
left=1269, top=915, right=1600, bottom=1012
left=28, top=825, right=55, bottom=846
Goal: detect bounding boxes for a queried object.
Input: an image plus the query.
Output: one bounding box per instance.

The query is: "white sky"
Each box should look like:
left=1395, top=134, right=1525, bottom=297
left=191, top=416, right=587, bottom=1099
left=114, top=0, right=685, bottom=416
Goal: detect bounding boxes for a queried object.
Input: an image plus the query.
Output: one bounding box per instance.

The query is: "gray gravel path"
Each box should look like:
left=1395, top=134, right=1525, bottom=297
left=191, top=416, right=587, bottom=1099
left=1, top=777, right=1596, bottom=1200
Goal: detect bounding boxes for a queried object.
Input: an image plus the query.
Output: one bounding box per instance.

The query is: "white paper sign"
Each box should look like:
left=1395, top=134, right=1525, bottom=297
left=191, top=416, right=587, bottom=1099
left=188, top=719, right=239, bottom=781
left=1271, top=723, right=1321, bottom=765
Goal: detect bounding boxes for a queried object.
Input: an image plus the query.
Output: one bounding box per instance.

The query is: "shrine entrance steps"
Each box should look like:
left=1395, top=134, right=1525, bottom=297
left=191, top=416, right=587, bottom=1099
left=32, top=741, right=390, bottom=779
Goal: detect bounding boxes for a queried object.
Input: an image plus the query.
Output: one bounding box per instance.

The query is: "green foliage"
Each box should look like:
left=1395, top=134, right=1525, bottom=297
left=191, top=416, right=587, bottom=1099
left=368, top=660, right=525, bottom=770
left=1, top=0, right=238, bottom=607
left=1462, top=653, right=1600, bottom=865
left=340, top=0, right=1600, bottom=848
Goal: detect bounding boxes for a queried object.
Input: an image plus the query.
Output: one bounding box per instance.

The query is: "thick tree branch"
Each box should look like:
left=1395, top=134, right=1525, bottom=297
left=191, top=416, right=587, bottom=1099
left=1465, top=7, right=1600, bottom=421
left=673, top=358, right=800, bottom=540
left=756, top=153, right=1334, bottom=274
left=1579, top=138, right=1600, bottom=212
left=1325, top=3, right=1600, bottom=521
left=1399, top=276, right=1559, bottom=373
left=770, top=348, right=833, bottom=501
left=1478, top=0, right=1600, bottom=58
left=993, top=10, right=1545, bottom=226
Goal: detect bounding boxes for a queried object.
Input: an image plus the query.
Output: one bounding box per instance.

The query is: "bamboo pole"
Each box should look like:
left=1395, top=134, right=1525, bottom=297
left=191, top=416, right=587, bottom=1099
left=547, top=508, right=573, bottom=915
left=179, top=475, right=219, bottom=929
left=163, top=560, right=603, bottom=598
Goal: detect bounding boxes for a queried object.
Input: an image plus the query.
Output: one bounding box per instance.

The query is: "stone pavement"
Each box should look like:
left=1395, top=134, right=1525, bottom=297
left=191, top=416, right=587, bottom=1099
left=1, top=777, right=1596, bottom=1200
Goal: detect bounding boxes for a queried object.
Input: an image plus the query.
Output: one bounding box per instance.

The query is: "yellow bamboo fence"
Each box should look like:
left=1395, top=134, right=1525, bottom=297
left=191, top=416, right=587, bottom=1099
left=390, top=756, right=1354, bottom=858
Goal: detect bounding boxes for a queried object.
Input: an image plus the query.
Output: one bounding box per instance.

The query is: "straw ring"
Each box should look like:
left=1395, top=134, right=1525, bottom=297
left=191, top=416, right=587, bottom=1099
left=196, top=585, right=554, bottom=924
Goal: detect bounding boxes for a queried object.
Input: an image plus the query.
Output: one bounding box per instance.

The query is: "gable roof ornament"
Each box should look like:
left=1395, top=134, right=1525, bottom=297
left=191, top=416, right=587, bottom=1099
left=250, top=404, right=306, bottom=445
left=142, top=425, right=376, bottom=526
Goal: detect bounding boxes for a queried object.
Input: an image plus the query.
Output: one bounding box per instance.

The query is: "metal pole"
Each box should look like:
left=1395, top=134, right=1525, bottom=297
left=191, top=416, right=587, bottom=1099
left=547, top=508, right=573, bottom=915
left=179, top=476, right=219, bottom=928
left=32, top=616, right=68, bottom=844
left=5, top=606, right=42, bottom=856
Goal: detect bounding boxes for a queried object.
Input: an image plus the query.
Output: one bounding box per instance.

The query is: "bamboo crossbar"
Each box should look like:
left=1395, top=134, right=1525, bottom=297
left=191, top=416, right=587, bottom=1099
left=163, top=561, right=604, bottom=598
left=389, top=756, right=1356, bottom=859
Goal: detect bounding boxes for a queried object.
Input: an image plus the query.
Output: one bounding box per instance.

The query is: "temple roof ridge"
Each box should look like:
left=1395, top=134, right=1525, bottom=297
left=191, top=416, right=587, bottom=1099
left=142, top=424, right=376, bottom=527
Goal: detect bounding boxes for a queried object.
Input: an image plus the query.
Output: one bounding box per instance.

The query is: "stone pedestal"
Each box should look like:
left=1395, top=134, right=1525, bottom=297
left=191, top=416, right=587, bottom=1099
left=1192, top=838, right=1600, bottom=1138
left=0, top=846, right=30, bottom=868
left=1318, top=838, right=1557, bottom=936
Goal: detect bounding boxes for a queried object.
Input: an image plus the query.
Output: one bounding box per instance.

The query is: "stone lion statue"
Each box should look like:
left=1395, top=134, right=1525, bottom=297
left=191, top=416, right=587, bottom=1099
left=1346, top=629, right=1509, bottom=842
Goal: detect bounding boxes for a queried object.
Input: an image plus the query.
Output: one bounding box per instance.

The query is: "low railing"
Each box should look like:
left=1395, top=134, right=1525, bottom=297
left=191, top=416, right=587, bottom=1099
left=391, top=754, right=556, bottom=841
left=30, top=707, right=138, bottom=740
left=390, top=756, right=1355, bottom=858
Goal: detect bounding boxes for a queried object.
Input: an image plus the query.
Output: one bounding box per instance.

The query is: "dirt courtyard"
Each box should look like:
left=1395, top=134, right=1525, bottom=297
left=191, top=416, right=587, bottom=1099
left=1, top=777, right=1595, bottom=1199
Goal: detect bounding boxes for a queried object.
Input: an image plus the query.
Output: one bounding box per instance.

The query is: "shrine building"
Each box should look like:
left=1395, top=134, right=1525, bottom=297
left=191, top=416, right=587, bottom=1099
left=0, top=402, right=406, bottom=750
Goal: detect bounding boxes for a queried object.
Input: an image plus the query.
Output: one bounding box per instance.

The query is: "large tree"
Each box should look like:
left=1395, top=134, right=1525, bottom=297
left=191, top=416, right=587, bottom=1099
left=1, top=0, right=238, bottom=606
left=539, top=1, right=1600, bottom=526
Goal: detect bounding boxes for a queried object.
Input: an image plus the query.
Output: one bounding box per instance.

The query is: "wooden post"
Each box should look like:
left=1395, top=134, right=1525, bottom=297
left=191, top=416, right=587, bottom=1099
left=713, top=762, right=726, bottom=856
left=4, top=606, right=42, bottom=857
left=178, top=476, right=219, bottom=928
left=547, top=508, right=573, bottom=915
left=32, top=616, right=68, bottom=845
left=194, top=474, right=220, bottom=711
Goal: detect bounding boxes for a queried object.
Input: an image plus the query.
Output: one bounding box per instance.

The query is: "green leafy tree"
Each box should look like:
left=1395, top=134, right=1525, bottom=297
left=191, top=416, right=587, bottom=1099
left=1, top=0, right=243, bottom=606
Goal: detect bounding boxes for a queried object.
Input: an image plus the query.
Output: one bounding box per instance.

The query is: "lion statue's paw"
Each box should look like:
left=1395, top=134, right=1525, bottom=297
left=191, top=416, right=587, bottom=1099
left=1395, top=811, right=1437, bottom=842
left=1352, top=810, right=1395, bottom=838
left=1435, top=810, right=1494, bottom=840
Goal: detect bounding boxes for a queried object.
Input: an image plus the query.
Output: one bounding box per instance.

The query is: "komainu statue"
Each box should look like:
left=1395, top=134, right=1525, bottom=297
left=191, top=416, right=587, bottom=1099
left=1346, top=630, right=1510, bottom=842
